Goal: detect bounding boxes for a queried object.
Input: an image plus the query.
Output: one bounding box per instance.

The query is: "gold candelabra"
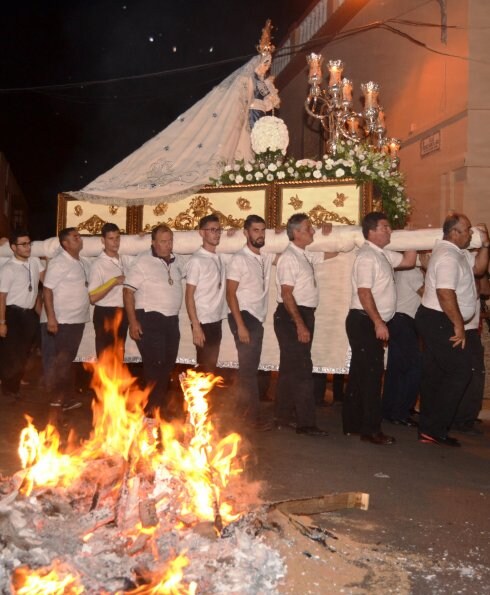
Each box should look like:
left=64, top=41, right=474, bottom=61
left=305, top=53, right=400, bottom=169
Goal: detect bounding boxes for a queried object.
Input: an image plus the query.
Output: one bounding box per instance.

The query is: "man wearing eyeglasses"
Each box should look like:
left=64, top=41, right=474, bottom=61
left=0, top=230, right=45, bottom=400
left=184, top=214, right=227, bottom=374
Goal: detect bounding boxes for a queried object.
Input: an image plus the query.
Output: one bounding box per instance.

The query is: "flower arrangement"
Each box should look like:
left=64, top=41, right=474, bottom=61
left=250, top=115, right=289, bottom=155
left=211, top=139, right=411, bottom=228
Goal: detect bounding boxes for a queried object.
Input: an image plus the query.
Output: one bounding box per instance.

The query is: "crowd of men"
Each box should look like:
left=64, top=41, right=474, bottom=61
left=0, top=211, right=488, bottom=447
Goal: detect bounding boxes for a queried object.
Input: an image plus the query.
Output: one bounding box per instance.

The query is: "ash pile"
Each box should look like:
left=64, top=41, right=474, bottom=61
left=0, top=365, right=286, bottom=594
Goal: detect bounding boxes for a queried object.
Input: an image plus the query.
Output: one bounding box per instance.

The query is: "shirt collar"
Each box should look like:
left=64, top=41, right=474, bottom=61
left=366, top=240, right=387, bottom=254
left=151, top=247, right=175, bottom=263
left=243, top=245, right=262, bottom=260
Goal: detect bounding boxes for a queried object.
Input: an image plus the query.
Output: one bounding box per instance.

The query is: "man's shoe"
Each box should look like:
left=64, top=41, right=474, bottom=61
left=389, top=417, right=418, bottom=428
left=418, top=432, right=461, bottom=447
left=274, top=420, right=297, bottom=431
left=452, top=425, right=483, bottom=436
left=249, top=419, right=274, bottom=432
left=62, top=400, right=82, bottom=411
left=296, top=426, right=329, bottom=437
left=360, top=432, right=396, bottom=445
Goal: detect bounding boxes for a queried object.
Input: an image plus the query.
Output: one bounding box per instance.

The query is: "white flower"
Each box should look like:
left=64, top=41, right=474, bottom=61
left=255, top=172, right=264, bottom=180
left=244, top=163, right=253, bottom=172
left=233, top=164, right=240, bottom=172
left=251, top=116, right=289, bottom=155
left=246, top=174, right=253, bottom=181
left=335, top=168, right=345, bottom=178
left=313, top=170, right=322, bottom=179
left=266, top=173, right=274, bottom=182
left=235, top=175, right=244, bottom=184
left=305, top=171, right=311, bottom=178
left=287, top=167, right=294, bottom=174
left=315, top=161, right=323, bottom=169
left=224, top=165, right=232, bottom=172
left=229, top=173, right=235, bottom=181
left=277, top=171, right=286, bottom=179
left=268, top=163, right=277, bottom=172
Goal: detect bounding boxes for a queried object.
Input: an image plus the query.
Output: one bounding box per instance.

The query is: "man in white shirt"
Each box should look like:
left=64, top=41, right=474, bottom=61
left=185, top=214, right=226, bottom=374
left=88, top=222, right=131, bottom=362
left=43, top=227, right=91, bottom=410
left=123, top=224, right=184, bottom=419
left=343, top=212, right=416, bottom=445
left=416, top=214, right=489, bottom=446
left=381, top=267, right=424, bottom=427
left=0, top=230, right=45, bottom=399
left=274, top=213, right=337, bottom=437
left=227, top=214, right=275, bottom=431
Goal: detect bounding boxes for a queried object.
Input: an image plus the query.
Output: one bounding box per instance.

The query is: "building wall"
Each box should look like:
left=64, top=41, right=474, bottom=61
left=278, top=0, right=484, bottom=228
left=0, top=152, right=29, bottom=237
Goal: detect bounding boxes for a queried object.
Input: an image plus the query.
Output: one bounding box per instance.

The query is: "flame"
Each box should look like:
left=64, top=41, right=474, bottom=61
left=124, top=553, right=196, bottom=594
left=17, top=347, right=242, bottom=525
left=11, top=560, right=83, bottom=594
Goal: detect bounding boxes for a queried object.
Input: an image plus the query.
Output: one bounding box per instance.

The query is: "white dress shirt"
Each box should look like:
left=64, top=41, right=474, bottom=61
left=226, top=246, right=274, bottom=322
left=88, top=252, right=133, bottom=307
left=185, top=247, right=226, bottom=323
left=124, top=250, right=184, bottom=316
left=0, top=256, right=45, bottom=309
left=395, top=267, right=424, bottom=319
left=276, top=242, right=324, bottom=308
left=43, top=250, right=91, bottom=323
left=422, top=239, right=477, bottom=322
left=350, top=241, right=403, bottom=322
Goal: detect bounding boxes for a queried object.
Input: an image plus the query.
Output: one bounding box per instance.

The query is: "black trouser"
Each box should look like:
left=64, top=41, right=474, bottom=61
left=228, top=311, right=264, bottom=423
left=274, top=303, right=316, bottom=428
left=0, top=305, right=39, bottom=395
left=41, top=322, right=85, bottom=404
left=135, top=310, right=180, bottom=418
left=415, top=305, right=472, bottom=438
left=93, top=305, right=129, bottom=361
left=343, top=309, right=384, bottom=435
left=382, top=312, right=422, bottom=421
left=196, top=320, right=222, bottom=375
left=452, top=329, right=485, bottom=429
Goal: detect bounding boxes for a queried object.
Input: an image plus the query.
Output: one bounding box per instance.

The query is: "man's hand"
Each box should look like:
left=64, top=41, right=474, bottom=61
left=192, top=323, right=206, bottom=348
left=475, top=223, right=490, bottom=245
left=321, top=222, right=333, bottom=236
left=47, top=317, right=59, bottom=335
left=374, top=320, right=389, bottom=341
left=237, top=324, right=250, bottom=344
left=450, top=323, right=466, bottom=349
left=296, top=322, right=311, bottom=343
left=129, top=321, right=143, bottom=341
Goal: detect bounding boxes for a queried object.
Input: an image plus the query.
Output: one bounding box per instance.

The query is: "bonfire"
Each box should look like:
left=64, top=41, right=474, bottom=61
left=0, top=349, right=285, bottom=594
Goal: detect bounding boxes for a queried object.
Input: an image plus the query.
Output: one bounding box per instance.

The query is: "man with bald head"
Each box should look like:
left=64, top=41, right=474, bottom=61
left=416, top=213, right=489, bottom=447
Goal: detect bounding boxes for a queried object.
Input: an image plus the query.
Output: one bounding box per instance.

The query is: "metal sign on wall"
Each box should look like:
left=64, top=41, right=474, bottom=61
left=420, top=130, right=441, bottom=157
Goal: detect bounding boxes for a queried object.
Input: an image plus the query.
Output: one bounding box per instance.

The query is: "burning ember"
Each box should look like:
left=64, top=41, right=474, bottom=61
left=0, top=352, right=285, bottom=593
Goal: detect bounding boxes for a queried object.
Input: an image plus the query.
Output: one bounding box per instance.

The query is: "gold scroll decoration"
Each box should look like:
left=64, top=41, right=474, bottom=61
left=143, top=196, right=245, bottom=231
left=236, top=197, right=252, bottom=211
left=109, top=205, right=119, bottom=215
left=74, top=205, right=83, bottom=217
left=308, top=204, right=355, bottom=226
left=77, top=214, right=108, bottom=235
left=153, top=202, right=168, bottom=216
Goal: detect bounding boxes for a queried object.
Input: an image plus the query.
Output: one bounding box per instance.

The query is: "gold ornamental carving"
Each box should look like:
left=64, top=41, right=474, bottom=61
left=77, top=214, right=108, bottom=235
left=73, top=205, right=83, bottom=217
left=236, top=197, right=251, bottom=211
left=333, top=192, right=347, bottom=207
left=108, top=205, right=119, bottom=215
left=308, top=204, right=355, bottom=226
left=153, top=202, right=168, bottom=216
left=288, top=194, right=303, bottom=210
left=144, top=196, right=244, bottom=231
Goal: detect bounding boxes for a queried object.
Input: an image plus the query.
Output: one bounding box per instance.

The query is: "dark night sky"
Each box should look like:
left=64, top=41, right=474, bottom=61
left=0, top=0, right=307, bottom=238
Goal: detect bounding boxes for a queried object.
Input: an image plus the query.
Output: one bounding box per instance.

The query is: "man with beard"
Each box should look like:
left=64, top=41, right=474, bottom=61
left=226, top=214, right=276, bottom=430
left=416, top=213, right=489, bottom=447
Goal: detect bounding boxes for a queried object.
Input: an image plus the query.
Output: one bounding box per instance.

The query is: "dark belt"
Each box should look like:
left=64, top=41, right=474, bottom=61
left=7, top=304, right=35, bottom=312
left=350, top=308, right=369, bottom=316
